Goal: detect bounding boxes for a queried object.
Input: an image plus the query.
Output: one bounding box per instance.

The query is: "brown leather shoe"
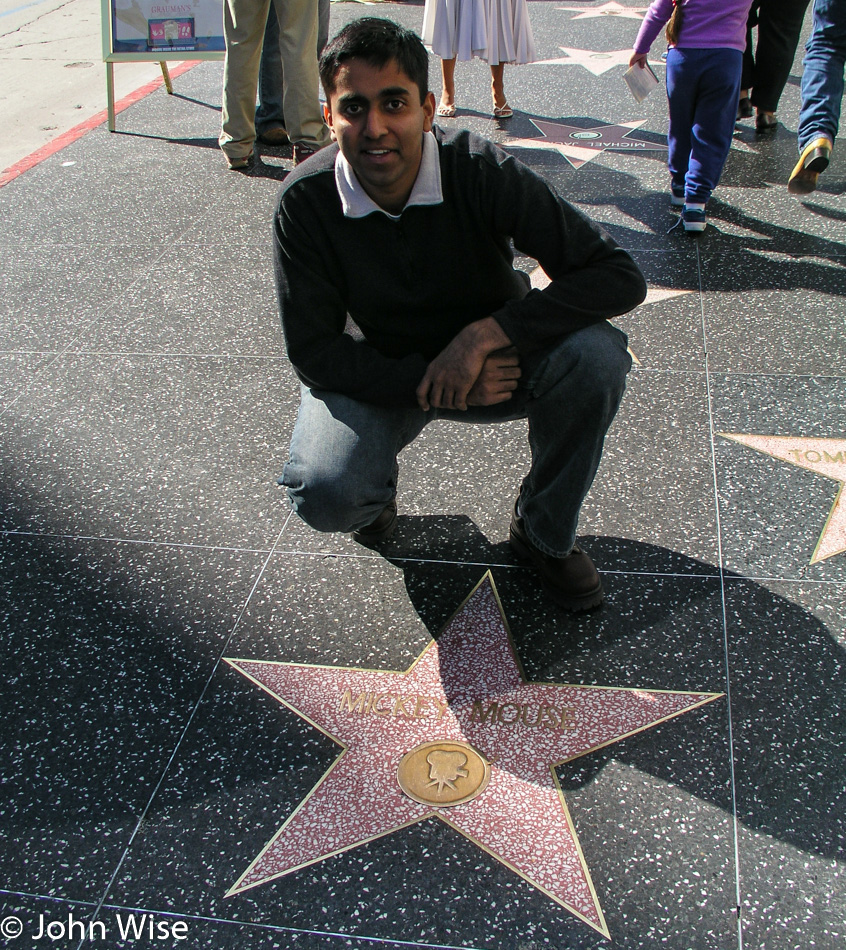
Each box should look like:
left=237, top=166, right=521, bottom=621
left=509, top=502, right=604, bottom=611
left=258, top=127, right=289, bottom=146
left=351, top=499, right=397, bottom=546
left=293, top=142, right=322, bottom=166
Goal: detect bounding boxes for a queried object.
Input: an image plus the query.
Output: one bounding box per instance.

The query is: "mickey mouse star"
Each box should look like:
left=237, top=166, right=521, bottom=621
left=225, top=573, right=721, bottom=936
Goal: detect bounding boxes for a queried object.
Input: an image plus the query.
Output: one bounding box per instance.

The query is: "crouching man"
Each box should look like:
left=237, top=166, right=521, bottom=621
left=275, top=17, right=647, bottom=610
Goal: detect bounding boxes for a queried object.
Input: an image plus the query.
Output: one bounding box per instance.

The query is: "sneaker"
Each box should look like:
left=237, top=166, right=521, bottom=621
left=670, top=183, right=685, bottom=207
left=788, top=136, right=833, bottom=195
left=351, top=499, right=397, bottom=546
left=508, top=500, right=604, bottom=611
left=226, top=152, right=254, bottom=171
left=682, top=205, right=706, bottom=232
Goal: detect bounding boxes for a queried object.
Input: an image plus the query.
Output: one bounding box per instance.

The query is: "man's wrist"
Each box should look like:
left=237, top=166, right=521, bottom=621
left=465, top=316, right=512, bottom=354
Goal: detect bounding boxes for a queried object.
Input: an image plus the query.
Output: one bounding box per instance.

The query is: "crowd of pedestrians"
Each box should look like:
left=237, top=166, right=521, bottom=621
left=217, top=0, right=842, bottom=205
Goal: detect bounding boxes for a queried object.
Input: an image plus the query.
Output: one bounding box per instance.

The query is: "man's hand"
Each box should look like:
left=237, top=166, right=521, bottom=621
left=417, top=317, right=513, bottom=411
left=467, top=347, right=521, bottom=406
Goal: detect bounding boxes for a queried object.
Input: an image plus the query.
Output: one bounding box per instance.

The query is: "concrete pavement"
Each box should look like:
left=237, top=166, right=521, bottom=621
left=0, top=0, right=165, bottom=171
left=1, top=2, right=844, bottom=947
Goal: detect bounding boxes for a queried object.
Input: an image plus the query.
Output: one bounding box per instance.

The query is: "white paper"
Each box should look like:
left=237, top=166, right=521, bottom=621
left=624, top=63, right=660, bottom=103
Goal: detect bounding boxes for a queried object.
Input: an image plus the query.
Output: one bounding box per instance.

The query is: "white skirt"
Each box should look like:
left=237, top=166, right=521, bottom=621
left=422, top=0, right=536, bottom=65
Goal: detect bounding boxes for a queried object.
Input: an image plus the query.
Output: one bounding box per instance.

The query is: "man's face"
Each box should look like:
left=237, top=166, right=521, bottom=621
left=326, top=58, right=436, bottom=214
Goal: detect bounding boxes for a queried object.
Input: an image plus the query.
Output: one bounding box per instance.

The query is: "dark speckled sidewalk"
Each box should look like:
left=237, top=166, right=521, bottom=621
left=1, top=2, right=844, bottom=948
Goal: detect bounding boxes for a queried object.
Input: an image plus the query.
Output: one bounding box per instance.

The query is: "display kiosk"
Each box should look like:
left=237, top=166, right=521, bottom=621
left=101, top=0, right=225, bottom=130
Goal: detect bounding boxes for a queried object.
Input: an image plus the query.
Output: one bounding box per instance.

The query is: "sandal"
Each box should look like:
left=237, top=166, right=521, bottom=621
left=436, top=104, right=456, bottom=118
left=493, top=103, right=513, bottom=118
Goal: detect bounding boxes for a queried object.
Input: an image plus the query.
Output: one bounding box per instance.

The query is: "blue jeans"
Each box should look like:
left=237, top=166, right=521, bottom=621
left=666, top=47, right=743, bottom=204
left=281, top=322, right=631, bottom=558
left=256, top=0, right=330, bottom=135
left=797, top=0, right=846, bottom=152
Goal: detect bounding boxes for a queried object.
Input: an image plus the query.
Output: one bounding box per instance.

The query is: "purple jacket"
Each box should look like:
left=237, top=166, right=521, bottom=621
left=634, top=0, right=753, bottom=54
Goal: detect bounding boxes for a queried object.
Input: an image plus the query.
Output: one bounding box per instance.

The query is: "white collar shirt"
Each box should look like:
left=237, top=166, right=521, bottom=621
left=334, top=130, right=443, bottom=220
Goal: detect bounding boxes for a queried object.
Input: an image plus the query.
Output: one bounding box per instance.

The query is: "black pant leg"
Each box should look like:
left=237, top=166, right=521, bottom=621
left=742, top=1, right=761, bottom=90
left=751, top=0, right=813, bottom=111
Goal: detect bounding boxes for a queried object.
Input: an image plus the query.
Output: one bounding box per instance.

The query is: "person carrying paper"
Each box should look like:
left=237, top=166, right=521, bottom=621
left=630, top=0, right=754, bottom=232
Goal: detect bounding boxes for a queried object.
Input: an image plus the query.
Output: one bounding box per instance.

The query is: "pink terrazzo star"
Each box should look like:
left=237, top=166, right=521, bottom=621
left=558, top=1, right=649, bottom=20
left=504, top=118, right=665, bottom=168
left=225, top=573, right=721, bottom=936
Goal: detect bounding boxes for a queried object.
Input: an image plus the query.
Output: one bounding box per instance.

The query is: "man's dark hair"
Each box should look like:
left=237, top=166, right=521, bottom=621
left=319, top=17, right=430, bottom=103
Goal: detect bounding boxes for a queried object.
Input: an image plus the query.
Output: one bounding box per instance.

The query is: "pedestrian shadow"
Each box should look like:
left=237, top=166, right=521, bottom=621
left=493, top=111, right=846, bottom=274
left=110, top=132, right=292, bottom=180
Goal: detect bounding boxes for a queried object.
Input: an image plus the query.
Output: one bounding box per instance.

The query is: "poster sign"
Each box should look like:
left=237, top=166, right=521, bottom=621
left=110, top=0, right=225, bottom=54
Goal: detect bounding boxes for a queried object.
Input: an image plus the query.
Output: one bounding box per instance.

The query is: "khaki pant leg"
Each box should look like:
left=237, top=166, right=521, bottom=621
left=219, top=0, right=272, bottom=159
left=273, top=0, right=331, bottom=148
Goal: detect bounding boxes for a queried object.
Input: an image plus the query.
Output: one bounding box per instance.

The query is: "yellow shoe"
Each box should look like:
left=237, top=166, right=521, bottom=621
left=788, top=136, right=833, bottom=194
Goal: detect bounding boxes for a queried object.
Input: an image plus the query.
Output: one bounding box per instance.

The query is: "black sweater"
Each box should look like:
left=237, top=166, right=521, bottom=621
left=274, top=126, right=647, bottom=407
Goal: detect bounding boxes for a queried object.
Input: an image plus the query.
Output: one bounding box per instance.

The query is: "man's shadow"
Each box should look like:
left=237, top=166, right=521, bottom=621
left=381, top=515, right=845, bottom=866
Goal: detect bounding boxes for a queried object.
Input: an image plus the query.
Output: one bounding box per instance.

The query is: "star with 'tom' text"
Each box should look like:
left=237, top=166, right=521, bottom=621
left=721, top=433, right=846, bottom=563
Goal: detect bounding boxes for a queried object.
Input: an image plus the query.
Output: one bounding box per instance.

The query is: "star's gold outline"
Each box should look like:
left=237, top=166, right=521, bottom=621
left=224, top=572, right=723, bottom=938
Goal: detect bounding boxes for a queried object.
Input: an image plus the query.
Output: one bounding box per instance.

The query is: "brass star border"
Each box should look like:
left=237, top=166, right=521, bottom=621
left=224, top=573, right=722, bottom=937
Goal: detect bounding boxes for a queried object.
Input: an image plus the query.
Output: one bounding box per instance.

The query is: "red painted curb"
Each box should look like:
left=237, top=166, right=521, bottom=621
left=0, top=60, right=201, bottom=189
